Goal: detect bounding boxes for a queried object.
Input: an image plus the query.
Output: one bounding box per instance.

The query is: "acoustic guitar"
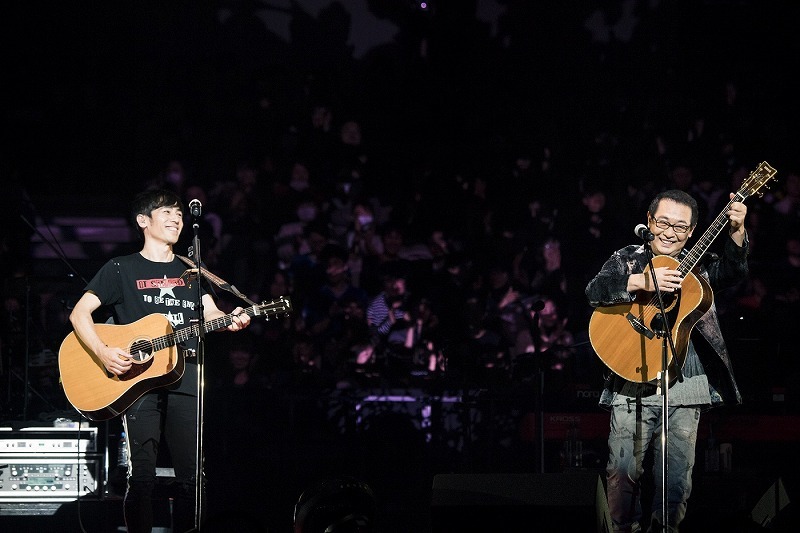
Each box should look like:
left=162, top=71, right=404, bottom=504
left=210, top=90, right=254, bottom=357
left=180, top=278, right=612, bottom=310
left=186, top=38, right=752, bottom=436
left=588, top=161, right=777, bottom=383
left=58, top=296, right=292, bottom=421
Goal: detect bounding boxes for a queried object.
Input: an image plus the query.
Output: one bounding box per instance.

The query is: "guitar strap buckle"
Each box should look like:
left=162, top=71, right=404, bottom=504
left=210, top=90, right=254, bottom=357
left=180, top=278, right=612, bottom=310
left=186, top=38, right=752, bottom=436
left=176, top=255, right=257, bottom=307
left=181, top=268, right=199, bottom=281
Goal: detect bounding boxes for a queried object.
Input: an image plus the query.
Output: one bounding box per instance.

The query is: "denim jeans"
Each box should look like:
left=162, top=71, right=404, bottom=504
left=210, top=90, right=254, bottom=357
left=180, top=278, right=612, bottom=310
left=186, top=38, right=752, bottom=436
left=606, top=402, right=701, bottom=532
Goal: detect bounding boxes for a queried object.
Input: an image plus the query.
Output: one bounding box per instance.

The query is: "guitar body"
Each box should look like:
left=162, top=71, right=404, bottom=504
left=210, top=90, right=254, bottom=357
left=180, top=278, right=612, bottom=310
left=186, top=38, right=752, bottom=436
left=58, top=297, right=292, bottom=421
left=588, top=255, right=713, bottom=383
left=58, top=313, right=185, bottom=421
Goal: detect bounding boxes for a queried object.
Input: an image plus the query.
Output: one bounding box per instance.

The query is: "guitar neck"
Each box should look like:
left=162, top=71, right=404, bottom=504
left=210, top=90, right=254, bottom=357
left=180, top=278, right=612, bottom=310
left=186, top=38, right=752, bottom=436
left=678, top=160, right=777, bottom=275
left=679, top=193, right=743, bottom=275
left=152, top=299, right=289, bottom=351
left=178, top=306, right=260, bottom=343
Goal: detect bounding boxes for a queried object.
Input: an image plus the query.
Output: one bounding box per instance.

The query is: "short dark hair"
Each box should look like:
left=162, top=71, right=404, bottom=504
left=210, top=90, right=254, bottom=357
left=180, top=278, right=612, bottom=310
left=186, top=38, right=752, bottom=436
left=648, top=189, right=699, bottom=227
left=130, top=188, right=184, bottom=240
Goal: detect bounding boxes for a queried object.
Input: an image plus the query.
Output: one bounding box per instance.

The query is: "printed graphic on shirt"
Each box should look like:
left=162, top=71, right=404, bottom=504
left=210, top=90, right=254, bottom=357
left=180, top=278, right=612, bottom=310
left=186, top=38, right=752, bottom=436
left=136, top=275, right=185, bottom=293
left=165, top=309, right=185, bottom=328
left=136, top=275, right=196, bottom=327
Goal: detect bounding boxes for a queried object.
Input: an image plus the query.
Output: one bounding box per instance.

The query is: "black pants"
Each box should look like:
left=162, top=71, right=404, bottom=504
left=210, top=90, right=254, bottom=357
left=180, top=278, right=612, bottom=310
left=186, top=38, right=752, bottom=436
left=123, top=383, right=199, bottom=533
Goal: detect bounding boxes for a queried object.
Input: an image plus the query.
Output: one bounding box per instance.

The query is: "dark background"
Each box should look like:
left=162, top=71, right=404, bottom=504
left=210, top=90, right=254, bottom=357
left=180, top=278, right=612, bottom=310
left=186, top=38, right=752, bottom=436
left=4, top=1, right=800, bottom=206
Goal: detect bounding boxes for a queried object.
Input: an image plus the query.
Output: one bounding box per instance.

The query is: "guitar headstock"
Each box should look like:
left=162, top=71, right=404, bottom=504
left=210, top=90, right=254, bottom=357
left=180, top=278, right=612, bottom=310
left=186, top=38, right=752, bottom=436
left=739, top=161, right=777, bottom=200
left=253, top=296, right=292, bottom=319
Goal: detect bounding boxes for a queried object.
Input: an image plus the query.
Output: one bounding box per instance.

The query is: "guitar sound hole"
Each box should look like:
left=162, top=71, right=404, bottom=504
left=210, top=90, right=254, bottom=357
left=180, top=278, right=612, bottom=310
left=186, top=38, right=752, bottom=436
left=129, top=340, right=154, bottom=363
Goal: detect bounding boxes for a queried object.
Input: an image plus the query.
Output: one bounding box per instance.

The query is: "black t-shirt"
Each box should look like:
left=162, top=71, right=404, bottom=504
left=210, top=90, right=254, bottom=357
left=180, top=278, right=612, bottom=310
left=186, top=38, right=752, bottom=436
left=84, top=252, right=208, bottom=394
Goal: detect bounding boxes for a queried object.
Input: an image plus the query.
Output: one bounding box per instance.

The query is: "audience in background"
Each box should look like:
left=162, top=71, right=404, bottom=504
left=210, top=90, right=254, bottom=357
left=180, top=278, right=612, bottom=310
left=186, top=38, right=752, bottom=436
left=5, top=0, right=793, bottom=410
left=301, top=244, right=369, bottom=379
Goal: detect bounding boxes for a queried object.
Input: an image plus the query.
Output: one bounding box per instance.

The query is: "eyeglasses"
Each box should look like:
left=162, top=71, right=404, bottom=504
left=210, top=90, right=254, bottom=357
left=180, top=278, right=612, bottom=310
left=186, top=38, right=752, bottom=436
left=651, top=218, right=692, bottom=234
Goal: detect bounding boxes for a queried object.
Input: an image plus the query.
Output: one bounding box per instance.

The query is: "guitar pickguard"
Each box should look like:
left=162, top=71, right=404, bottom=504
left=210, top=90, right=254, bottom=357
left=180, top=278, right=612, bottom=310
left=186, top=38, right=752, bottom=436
left=118, top=357, right=154, bottom=381
left=648, top=291, right=680, bottom=337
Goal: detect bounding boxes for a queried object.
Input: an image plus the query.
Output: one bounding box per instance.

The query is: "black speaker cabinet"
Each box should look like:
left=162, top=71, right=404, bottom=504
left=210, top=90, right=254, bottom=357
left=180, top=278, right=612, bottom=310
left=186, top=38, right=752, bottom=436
left=431, top=470, right=611, bottom=532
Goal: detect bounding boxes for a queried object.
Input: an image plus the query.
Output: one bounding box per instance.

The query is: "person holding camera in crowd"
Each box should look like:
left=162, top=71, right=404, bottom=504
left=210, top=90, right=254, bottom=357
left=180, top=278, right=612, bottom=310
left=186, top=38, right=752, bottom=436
left=361, top=263, right=415, bottom=383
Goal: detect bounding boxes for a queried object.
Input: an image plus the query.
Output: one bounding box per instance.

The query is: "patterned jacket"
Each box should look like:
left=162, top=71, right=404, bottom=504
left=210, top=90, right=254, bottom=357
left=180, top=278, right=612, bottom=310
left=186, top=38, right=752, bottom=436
left=585, top=235, right=750, bottom=406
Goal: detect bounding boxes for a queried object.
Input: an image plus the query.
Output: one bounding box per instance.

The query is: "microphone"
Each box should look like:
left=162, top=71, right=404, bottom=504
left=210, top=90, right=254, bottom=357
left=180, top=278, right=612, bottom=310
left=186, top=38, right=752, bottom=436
left=634, top=223, right=655, bottom=242
left=189, top=198, right=202, bottom=217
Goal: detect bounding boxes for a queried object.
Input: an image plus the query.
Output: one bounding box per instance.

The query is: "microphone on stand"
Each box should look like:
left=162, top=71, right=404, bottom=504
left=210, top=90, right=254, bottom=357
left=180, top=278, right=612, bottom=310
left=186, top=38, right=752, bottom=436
left=634, top=223, right=655, bottom=242
left=189, top=199, right=202, bottom=217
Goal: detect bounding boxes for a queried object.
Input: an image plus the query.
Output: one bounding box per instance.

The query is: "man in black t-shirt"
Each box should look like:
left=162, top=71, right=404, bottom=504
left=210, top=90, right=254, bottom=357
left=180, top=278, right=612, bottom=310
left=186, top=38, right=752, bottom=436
left=69, top=188, right=252, bottom=532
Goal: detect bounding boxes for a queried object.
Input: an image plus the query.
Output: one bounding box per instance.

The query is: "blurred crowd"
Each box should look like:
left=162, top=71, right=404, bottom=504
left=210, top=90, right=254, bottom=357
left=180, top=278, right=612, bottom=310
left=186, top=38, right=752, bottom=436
left=3, top=79, right=800, bottom=420
left=136, top=83, right=800, bottom=404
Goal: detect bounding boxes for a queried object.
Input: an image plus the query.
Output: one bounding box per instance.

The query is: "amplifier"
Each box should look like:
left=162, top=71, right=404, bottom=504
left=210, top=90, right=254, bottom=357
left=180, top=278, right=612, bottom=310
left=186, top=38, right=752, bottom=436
left=0, top=427, right=98, bottom=453
left=0, top=455, right=103, bottom=502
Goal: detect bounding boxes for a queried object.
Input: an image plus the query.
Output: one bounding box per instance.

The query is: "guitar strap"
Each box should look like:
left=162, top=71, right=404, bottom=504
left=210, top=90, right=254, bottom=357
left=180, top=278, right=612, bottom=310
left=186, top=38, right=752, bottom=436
left=175, top=254, right=257, bottom=307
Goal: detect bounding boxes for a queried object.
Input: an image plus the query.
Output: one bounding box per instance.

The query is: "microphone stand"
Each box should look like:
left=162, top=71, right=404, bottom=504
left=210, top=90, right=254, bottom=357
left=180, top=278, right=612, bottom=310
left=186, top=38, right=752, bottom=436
left=641, top=242, right=683, bottom=532
left=18, top=214, right=89, bottom=421
left=523, top=299, right=546, bottom=473
left=189, top=213, right=207, bottom=530
left=533, top=307, right=545, bottom=473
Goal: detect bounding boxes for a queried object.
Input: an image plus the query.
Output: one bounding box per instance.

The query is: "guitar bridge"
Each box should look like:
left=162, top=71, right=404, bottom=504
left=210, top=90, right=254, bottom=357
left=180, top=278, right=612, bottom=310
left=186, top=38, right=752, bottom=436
left=626, top=312, right=655, bottom=340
